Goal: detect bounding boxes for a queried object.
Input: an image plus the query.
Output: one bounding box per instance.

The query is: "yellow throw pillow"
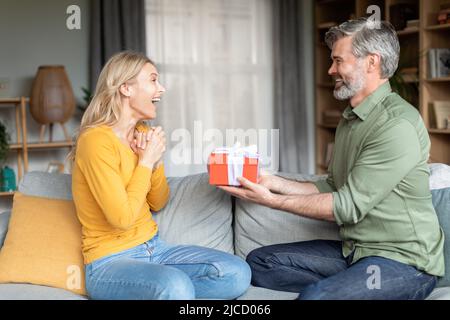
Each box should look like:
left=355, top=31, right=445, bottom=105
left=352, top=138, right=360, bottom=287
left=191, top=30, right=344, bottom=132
left=0, top=192, right=86, bottom=296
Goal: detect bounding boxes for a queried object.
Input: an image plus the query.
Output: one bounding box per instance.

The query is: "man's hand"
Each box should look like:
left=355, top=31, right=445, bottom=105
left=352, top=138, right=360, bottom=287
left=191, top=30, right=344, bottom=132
left=218, top=177, right=279, bottom=208
left=257, top=172, right=282, bottom=192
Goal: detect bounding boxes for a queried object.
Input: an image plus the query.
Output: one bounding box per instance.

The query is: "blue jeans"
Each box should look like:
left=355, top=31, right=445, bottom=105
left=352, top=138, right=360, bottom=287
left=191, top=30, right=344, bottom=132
left=85, top=234, right=251, bottom=300
left=246, top=240, right=437, bottom=300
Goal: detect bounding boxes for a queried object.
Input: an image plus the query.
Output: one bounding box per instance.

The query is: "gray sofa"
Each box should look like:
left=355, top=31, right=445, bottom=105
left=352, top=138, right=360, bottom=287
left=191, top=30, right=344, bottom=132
left=0, top=171, right=449, bottom=300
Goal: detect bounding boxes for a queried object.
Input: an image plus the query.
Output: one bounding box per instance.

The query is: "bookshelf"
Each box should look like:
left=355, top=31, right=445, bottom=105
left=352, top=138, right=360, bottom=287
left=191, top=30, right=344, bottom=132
left=315, top=0, right=450, bottom=174
left=0, top=97, right=74, bottom=198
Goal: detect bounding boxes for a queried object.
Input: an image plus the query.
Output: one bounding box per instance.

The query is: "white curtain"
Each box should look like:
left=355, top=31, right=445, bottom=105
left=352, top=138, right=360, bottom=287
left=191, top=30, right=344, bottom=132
left=145, top=0, right=275, bottom=177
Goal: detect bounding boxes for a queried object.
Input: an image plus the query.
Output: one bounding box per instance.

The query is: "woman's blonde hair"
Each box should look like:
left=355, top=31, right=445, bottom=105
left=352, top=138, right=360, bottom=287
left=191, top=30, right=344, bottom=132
left=67, top=51, right=153, bottom=162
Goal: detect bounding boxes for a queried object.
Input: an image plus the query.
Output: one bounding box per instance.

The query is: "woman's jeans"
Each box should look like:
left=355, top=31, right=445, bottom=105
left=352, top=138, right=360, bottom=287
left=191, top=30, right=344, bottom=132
left=246, top=240, right=437, bottom=300
left=85, top=234, right=251, bottom=300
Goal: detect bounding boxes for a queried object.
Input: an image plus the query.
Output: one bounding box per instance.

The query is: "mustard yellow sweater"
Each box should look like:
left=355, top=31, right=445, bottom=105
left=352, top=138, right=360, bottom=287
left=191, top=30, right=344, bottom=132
left=72, top=125, right=170, bottom=264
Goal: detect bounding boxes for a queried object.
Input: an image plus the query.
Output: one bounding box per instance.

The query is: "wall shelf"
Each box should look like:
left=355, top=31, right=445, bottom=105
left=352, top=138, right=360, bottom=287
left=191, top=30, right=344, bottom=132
left=424, top=23, right=450, bottom=31
left=425, top=77, right=450, bottom=83
left=428, top=129, right=450, bottom=134
left=397, top=27, right=419, bottom=36
left=0, top=97, right=74, bottom=199
left=0, top=192, right=15, bottom=197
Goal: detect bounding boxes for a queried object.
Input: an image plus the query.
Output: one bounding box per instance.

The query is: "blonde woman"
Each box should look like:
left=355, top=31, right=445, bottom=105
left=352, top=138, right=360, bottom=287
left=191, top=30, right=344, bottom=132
left=70, top=51, right=251, bottom=300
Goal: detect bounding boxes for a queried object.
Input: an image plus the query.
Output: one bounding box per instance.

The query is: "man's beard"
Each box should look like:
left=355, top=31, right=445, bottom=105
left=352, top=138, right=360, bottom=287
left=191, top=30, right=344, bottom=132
left=333, top=64, right=366, bottom=101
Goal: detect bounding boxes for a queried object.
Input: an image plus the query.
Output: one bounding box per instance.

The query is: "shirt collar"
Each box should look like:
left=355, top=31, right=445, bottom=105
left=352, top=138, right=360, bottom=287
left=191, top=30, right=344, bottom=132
left=342, top=81, right=392, bottom=121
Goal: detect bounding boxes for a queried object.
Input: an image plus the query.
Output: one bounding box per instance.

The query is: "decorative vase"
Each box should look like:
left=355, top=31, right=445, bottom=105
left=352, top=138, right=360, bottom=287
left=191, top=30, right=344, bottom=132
left=30, top=65, right=75, bottom=142
left=0, top=166, right=16, bottom=192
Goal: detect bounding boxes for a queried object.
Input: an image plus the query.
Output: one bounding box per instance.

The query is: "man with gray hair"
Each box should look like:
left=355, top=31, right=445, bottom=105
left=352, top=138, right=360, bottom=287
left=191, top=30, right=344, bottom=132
left=219, top=18, right=444, bottom=300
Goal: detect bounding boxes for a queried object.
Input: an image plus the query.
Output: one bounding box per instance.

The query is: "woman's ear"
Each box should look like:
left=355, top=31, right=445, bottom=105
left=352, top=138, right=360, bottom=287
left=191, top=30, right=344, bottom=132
left=119, top=83, right=132, bottom=97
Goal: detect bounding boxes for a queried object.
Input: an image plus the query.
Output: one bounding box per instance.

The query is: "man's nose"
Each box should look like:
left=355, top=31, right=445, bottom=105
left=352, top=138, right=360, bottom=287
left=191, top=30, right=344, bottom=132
left=328, top=62, right=336, bottom=76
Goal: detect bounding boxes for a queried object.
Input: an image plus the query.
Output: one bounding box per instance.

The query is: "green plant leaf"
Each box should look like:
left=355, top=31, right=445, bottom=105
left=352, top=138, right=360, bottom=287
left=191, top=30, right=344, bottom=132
left=0, top=121, right=11, bottom=164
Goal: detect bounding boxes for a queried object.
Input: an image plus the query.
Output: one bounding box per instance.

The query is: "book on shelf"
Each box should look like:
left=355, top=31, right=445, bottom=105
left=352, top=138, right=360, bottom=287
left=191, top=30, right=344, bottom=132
left=430, top=101, right=450, bottom=129
left=428, top=49, right=450, bottom=79
left=437, top=49, right=450, bottom=78
left=428, top=49, right=436, bottom=78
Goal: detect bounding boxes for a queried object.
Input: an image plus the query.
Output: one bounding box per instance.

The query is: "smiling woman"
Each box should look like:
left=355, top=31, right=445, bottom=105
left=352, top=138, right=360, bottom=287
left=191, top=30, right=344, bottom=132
left=69, top=51, right=251, bottom=300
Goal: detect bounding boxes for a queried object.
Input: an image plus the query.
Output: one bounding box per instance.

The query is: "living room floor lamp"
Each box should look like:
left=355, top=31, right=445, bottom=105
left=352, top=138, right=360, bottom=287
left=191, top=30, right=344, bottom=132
left=30, top=65, right=75, bottom=143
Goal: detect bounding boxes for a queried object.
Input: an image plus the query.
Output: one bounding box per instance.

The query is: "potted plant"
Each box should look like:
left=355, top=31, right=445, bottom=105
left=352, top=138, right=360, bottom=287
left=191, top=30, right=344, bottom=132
left=0, top=121, right=10, bottom=165
left=77, top=87, right=93, bottom=113
left=390, top=69, right=418, bottom=106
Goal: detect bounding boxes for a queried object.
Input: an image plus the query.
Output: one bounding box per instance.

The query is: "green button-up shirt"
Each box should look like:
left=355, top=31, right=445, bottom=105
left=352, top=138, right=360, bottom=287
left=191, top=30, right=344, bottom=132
left=314, top=81, right=445, bottom=276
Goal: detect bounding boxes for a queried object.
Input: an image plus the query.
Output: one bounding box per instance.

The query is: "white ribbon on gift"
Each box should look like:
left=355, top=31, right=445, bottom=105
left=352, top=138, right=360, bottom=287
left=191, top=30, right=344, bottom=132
left=213, top=143, right=258, bottom=186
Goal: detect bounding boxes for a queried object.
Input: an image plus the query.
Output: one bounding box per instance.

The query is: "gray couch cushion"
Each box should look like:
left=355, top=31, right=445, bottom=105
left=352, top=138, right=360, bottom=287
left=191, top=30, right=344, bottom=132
left=234, top=174, right=340, bottom=259
left=432, top=187, right=450, bottom=287
left=0, top=284, right=86, bottom=300
left=18, top=171, right=72, bottom=200
left=0, top=211, right=11, bottom=248
left=153, top=173, right=234, bottom=254
left=17, top=171, right=234, bottom=253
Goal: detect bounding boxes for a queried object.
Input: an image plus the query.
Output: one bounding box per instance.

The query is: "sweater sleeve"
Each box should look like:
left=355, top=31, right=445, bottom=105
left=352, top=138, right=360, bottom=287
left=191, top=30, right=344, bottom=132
left=76, top=131, right=152, bottom=230
left=147, top=163, right=170, bottom=212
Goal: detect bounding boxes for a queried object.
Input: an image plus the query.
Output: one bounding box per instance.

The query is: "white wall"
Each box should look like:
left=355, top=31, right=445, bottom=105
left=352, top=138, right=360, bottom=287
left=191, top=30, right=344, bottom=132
left=0, top=0, right=89, bottom=211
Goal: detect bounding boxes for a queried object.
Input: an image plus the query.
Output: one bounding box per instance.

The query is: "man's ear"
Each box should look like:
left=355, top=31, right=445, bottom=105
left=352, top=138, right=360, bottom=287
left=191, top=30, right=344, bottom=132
left=119, top=83, right=132, bottom=97
left=367, top=53, right=381, bottom=74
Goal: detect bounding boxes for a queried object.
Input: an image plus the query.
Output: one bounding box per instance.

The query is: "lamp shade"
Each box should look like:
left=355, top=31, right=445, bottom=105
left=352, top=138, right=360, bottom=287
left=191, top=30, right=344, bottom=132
left=30, top=65, right=75, bottom=125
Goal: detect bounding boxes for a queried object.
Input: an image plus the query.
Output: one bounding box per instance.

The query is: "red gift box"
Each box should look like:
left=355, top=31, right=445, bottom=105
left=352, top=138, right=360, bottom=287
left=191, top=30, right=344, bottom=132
left=207, top=145, right=259, bottom=186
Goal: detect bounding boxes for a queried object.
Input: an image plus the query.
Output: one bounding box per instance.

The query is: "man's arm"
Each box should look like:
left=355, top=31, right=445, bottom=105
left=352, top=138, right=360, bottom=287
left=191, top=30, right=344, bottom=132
left=219, top=177, right=335, bottom=222
left=275, top=193, right=334, bottom=222
left=261, top=174, right=319, bottom=195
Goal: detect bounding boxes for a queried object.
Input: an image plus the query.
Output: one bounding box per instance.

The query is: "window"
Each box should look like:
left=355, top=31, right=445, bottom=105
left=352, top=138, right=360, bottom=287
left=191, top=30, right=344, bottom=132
left=146, top=0, right=274, bottom=176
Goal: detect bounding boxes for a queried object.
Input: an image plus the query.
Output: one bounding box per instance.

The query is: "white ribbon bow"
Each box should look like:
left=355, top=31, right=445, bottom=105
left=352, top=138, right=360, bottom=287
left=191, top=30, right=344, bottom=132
left=214, top=143, right=258, bottom=186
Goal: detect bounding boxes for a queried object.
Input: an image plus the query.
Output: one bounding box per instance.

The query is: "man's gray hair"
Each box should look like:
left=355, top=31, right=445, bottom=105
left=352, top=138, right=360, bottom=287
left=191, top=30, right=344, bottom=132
left=325, top=17, right=400, bottom=79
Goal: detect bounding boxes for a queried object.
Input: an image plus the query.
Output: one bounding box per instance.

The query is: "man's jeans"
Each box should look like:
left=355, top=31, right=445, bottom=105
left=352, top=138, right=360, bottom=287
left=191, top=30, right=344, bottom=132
left=246, top=240, right=437, bottom=300
left=85, top=234, right=251, bottom=300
